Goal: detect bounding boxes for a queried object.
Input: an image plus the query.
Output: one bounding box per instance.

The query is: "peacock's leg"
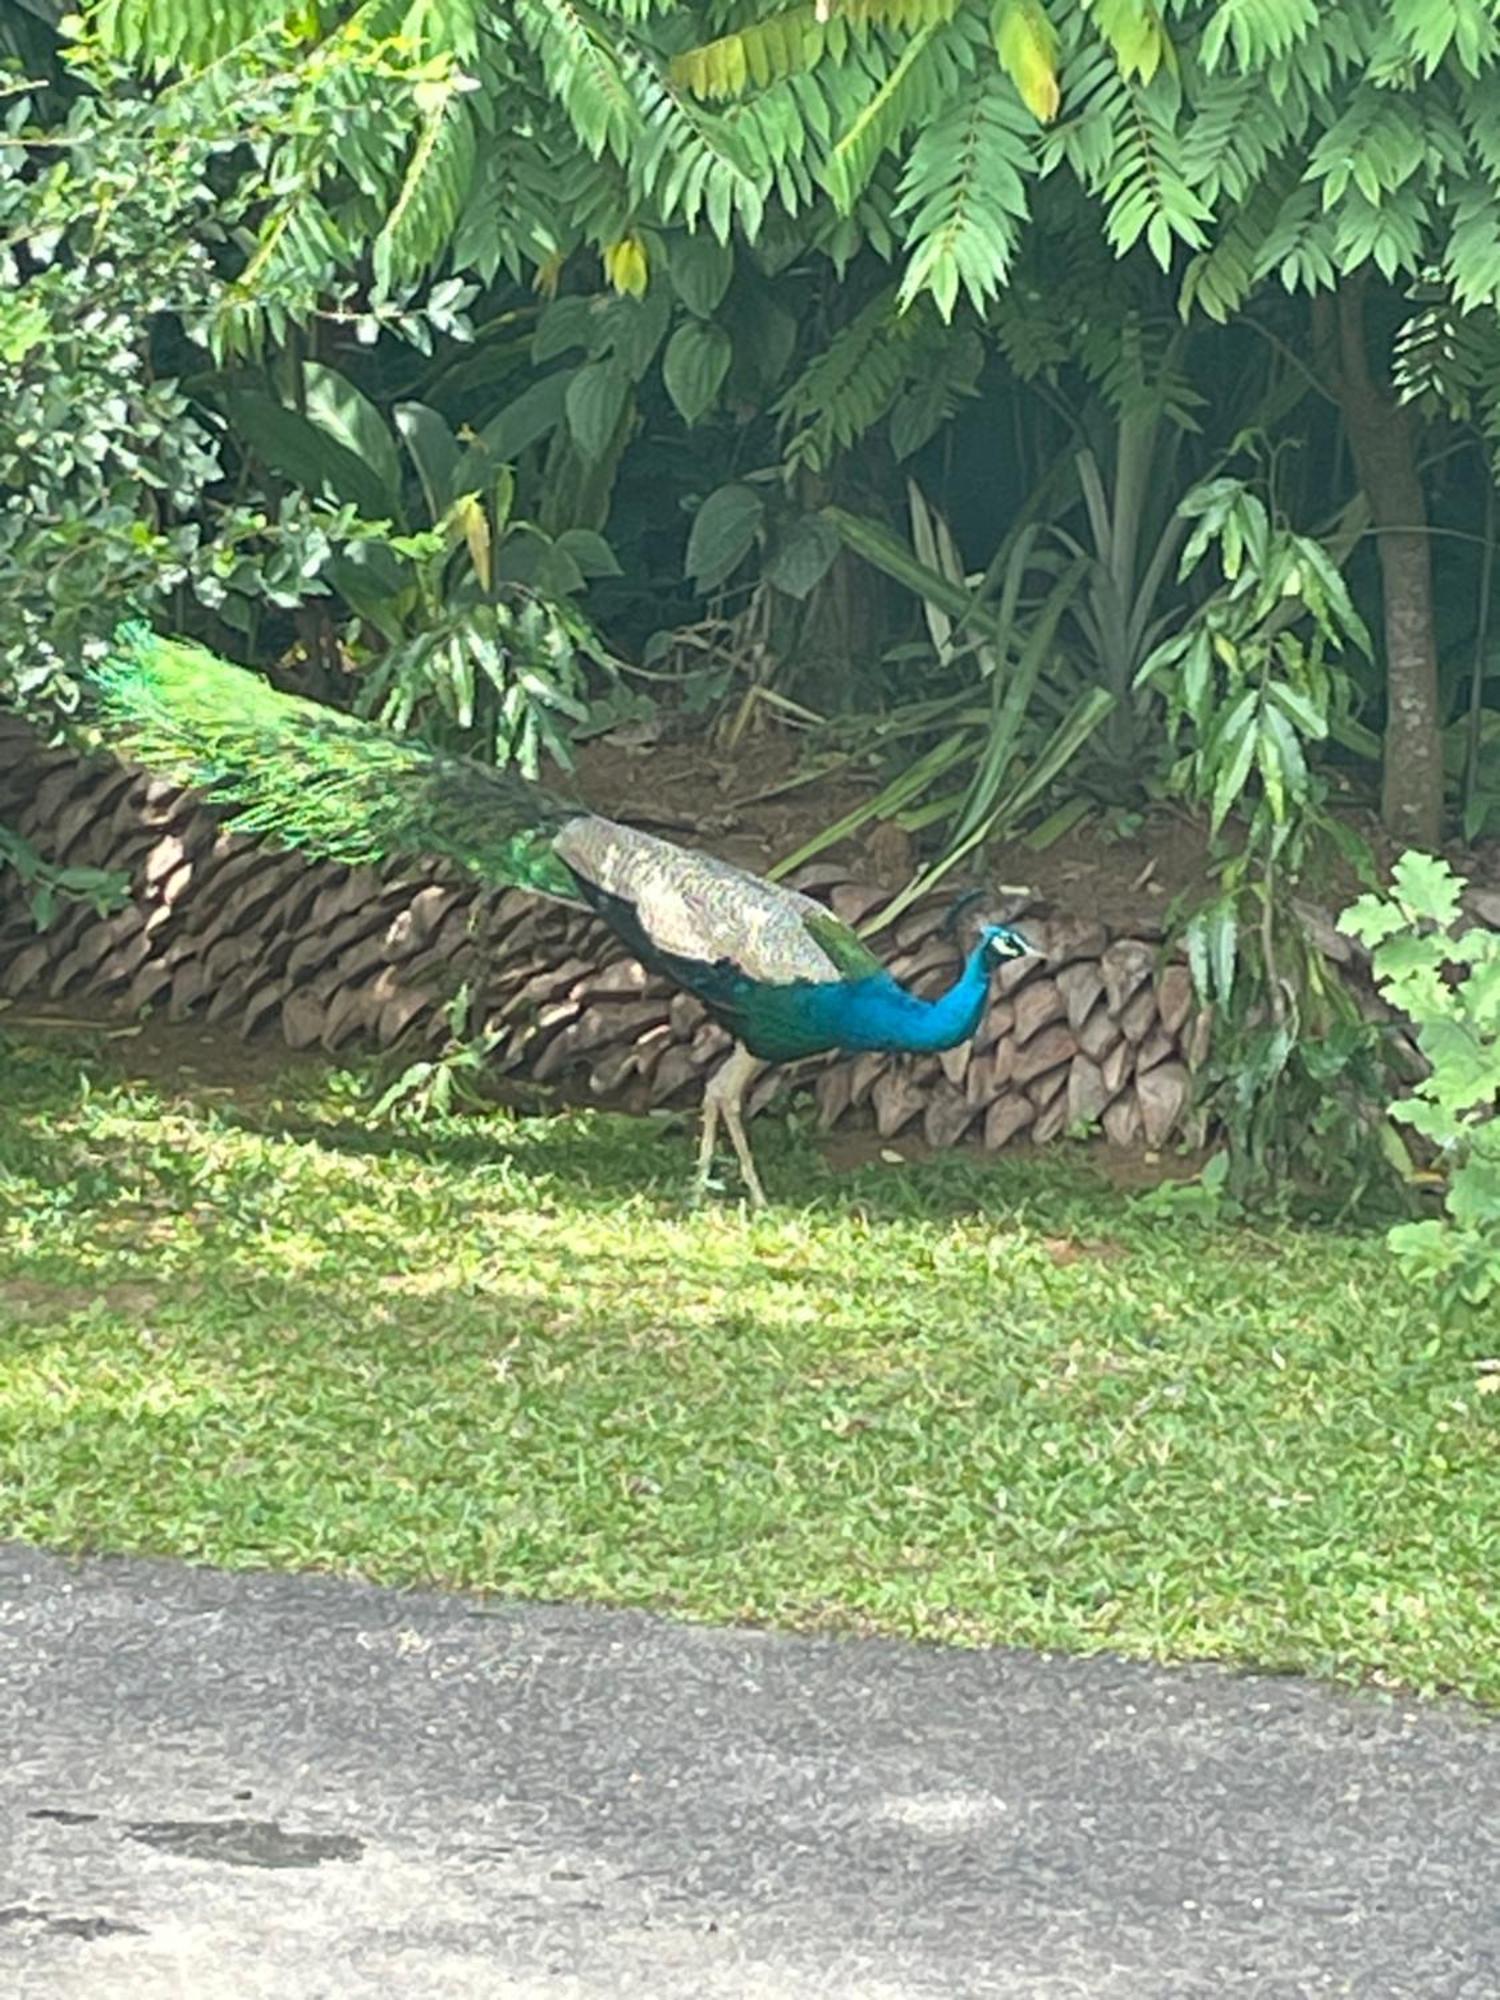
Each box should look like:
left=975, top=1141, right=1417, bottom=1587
left=693, top=1091, right=722, bottom=1200
left=694, top=1042, right=767, bottom=1209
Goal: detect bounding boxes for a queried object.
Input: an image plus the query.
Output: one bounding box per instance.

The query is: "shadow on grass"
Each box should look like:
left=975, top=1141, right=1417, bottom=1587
left=2, top=1022, right=1128, bottom=1233
left=3, top=1234, right=1497, bottom=1708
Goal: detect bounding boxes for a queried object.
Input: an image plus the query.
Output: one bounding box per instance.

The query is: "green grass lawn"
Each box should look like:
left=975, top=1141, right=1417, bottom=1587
left=2, top=1025, right=1497, bottom=1704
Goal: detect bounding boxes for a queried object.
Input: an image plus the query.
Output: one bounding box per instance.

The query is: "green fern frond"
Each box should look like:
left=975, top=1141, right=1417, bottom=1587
left=1082, top=0, right=1175, bottom=87
left=1331, top=183, right=1429, bottom=285
left=895, top=69, right=1035, bottom=318
left=1390, top=281, right=1500, bottom=454
left=1390, top=0, right=1499, bottom=79
left=888, top=320, right=985, bottom=456
left=86, top=0, right=294, bottom=73
left=721, top=82, right=821, bottom=213
left=373, top=87, right=478, bottom=292
left=1198, top=0, right=1320, bottom=75
left=1096, top=73, right=1210, bottom=267
left=821, top=15, right=961, bottom=214
left=397, top=0, right=482, bottom=63
left=670, top=0, right=960, bottom=101
left=1306, top=88, right=1425, bottom=210
left=1178, top=161, right=1300, bottom=320
left=1443, top=177, right=1500, bottom=311
left=636, top=64, right=772, bottom=238
left=1393, top=284, right=1477, bottom=410
left=776, top=283, right=915, bottom=469
left=989, top=281, right=1072, bottom=379
left=1459, top=69, right=1500, bottom=182
left=450, top=129, right=569, bottom=282
left=1252, top=182, right=1338, bottom=293
left=1178, top=73, right=1290, bottom=206
left=515, top=0, right=645, bottom=162
left=216, top=191, right=351, bottom=358
left=671, top=3, right=824, bottom=99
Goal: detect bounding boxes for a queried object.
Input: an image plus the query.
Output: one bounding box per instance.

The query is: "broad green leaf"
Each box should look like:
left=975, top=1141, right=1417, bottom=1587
left=1180, top=628, right=1212, bottom=727
left=610, top=284, right=674, bottom=380
left=394, top=402, right=460, bottom=525
left=0, top=299, right=49, bottom=365
left=219, top=391, right=395, bottom=521
left=663, top=321, right=733, bottom=424
left=1390, top=848, right=1464, bottom=925
left=1419, top=1019, right=1496, bottom=1112
left=732, top=289, right=798, bottom=391
left=1447, top=1155, right=1500, bottom=1228
left=1206, top=900, right=1238, bottom=1003
left=533, top=295, right=596, bottom=363
left=1260, top=701, right=1308, bottom=813
left=1256, top=710, right=1286, bottom=822
left=825, top=503, right=1002, bottom=640
left=475, top=370, right=571, bottom=463
left=764, top=513, right=841, bottom=599
left=667, top=234, right=734, bottom=317
left=565, top=359, right=630, bottom=461
left=993, top=0, right=1061, bottom=124
left=686, top=481, right=764, bottom=591
left=1268, top=679, right=1327, bottom=739
left=1211, top=700, right=1259, bottom=833
left=553, top=527, right=623, bottom=578
left=301, top=363, right=402, bottom=516
left=1337, top=893, right=1408, bottom=947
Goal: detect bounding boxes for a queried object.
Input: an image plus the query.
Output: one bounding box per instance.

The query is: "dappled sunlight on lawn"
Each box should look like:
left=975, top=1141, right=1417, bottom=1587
left=2, top=1028, right=1497, bottom=1705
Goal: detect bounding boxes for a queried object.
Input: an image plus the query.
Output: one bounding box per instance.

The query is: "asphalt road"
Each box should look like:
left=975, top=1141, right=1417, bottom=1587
left=2, top=1542, right=1497, bottom=1998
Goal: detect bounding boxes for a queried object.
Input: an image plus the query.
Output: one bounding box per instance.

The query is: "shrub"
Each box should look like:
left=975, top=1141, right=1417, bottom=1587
left=1340, top=853, right=1500, bottom=1314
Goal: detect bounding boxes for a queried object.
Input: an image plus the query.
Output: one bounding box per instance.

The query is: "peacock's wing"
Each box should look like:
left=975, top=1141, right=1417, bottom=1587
left=89, top=625, right=583, bottom=901
left=554, top=817, right=885, bottom=990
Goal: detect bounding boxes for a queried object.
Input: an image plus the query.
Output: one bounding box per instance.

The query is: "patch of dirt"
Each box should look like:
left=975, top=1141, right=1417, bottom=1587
left=0, top=1277, right=165, bottom=1316
left=572, top=730, right=877, bottom=876
left=575, top=720, right=1500, bottom=932
left=816, top=1123, right=1210, bottom=1188
left=575, top=729, right=1230, bottom=934
left=2, top=1009, right=330, bottom=1103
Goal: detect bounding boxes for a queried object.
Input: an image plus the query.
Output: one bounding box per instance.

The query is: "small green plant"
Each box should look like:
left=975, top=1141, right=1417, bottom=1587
left=811, top=484, right=1114, bottom=923
left=1340, top=852, right=1500, bottom=1314
left=1139, top=474, right=1402, bottom=1206
left=222, top=366, right=623, bottom=775
left=0, top=822, right=127, bottom=932
left=367, top=983, right=508, bottom=1125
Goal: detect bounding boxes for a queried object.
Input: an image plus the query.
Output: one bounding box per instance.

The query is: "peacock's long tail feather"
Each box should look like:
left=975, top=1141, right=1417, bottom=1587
left=88, top=624, right=585, bottom=902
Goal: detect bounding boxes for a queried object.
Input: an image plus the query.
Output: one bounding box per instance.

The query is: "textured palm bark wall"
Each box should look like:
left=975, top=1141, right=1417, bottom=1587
left=3, top=718, right=1223, bottom=1150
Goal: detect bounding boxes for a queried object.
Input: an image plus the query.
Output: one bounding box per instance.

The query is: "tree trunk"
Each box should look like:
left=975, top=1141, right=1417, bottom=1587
left=1332, top=281, right=1444, bottom=851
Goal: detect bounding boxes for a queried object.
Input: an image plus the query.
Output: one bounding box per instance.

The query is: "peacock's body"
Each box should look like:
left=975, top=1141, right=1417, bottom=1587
left=87, top=626, right=1032, bottom=1204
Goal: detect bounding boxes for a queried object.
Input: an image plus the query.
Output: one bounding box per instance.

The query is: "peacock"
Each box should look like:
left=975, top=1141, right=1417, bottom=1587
left=86, top=626, right=1033, bottom=1206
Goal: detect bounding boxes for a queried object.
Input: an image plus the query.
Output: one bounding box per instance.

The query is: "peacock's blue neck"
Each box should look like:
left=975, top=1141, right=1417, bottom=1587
left=821, top=938, right=995, bottom=1055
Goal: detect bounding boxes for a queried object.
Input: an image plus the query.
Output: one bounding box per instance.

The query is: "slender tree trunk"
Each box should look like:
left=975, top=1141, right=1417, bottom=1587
left=1331, top=279, right=1444, bottom=850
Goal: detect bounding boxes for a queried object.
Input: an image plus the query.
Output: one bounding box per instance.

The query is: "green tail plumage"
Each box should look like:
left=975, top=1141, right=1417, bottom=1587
left=90, top=625, right=583, bottom=902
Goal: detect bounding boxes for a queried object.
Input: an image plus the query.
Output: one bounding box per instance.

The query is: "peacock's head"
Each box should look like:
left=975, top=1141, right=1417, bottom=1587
left=979, top=921, right=1033, bottom=965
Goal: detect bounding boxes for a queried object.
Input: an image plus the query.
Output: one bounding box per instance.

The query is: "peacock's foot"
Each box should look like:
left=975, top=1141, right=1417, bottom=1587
left=688, top=1164, right=766, bottom=1211
left=695, top=1043, right=769, bottom=1212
